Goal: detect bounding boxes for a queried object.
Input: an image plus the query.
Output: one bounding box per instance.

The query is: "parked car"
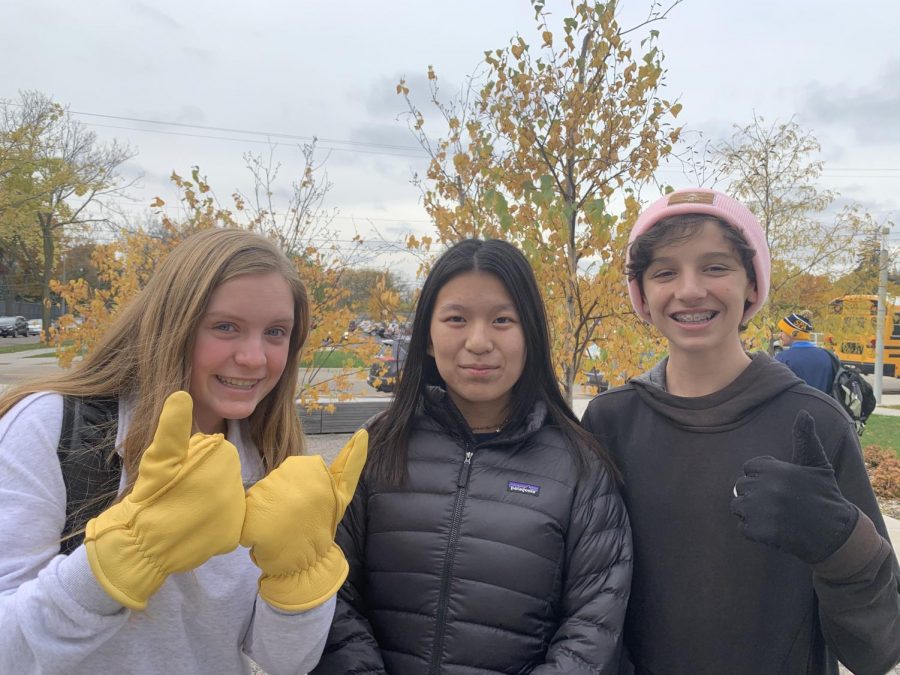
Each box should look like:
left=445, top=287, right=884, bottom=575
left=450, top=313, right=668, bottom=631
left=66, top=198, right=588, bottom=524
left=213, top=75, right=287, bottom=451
left=585, top=367, right=610, bottom=394
left=367, top=337, right=410, bottom=393
left=0, top=316, right=28, bottom=337
left=27, top=319, right=42, bottom=336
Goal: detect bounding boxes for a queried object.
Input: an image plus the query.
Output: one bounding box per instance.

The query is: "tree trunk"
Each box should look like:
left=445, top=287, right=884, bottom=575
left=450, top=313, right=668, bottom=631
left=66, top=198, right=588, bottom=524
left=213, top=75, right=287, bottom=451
left=0, top=273, right=12, bottom=315
left=563, top=362, right=575, bottom=405
left=39, top=213, right=53, bottom=334
left=563, top=193, right=578, bottom=406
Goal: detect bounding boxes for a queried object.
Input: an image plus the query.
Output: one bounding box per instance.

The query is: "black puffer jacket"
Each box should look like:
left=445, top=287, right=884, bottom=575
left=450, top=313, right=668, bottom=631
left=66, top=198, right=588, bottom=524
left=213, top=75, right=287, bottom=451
left=313, top=388, right=632, bottom=675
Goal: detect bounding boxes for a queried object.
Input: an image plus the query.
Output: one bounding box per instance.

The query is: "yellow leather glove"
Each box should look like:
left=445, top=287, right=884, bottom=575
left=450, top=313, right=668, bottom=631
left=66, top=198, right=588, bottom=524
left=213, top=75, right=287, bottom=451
left=240, top=429, right=367, bottom=612
left=84, top=391, right=246, bottom=610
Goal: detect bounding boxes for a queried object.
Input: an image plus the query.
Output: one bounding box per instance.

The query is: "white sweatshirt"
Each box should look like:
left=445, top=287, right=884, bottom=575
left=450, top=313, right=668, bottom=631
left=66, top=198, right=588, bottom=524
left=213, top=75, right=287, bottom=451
left=0, top=392, right=334, bottom=675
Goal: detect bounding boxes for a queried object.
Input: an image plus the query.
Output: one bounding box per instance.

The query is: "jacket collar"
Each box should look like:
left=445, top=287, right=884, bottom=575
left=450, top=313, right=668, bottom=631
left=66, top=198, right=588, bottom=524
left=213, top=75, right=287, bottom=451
left=418, top=385, right=548, bottom=445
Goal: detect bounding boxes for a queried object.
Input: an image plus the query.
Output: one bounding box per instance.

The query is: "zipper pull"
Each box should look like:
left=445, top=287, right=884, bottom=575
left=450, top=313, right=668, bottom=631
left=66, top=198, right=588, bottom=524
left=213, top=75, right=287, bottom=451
left=457, top=450, right=474, bottom=487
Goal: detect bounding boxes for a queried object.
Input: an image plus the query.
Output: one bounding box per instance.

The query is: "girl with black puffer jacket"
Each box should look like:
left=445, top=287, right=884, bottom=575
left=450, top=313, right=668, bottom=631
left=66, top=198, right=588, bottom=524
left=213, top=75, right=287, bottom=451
left=312, top=238, right=632, bottom=675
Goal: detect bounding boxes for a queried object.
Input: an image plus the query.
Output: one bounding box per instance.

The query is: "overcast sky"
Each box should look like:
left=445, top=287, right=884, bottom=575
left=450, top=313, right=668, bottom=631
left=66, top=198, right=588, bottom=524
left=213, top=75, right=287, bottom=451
left=3, top=0, right=899, bottom=278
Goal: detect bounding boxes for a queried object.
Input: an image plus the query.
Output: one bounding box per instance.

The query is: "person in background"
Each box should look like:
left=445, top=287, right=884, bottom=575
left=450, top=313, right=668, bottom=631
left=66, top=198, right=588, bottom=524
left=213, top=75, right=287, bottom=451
left=775, top=311, right=836, bottom=393
left=582, top=188, right=900, bottom=674
left=0, top=228, right=366, bottom=674
left=313, top=238, right=632, bottom=674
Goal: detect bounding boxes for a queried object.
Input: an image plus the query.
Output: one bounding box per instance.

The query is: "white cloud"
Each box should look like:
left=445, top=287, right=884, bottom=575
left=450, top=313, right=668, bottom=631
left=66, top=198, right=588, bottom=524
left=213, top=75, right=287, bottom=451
left=801, top=60, right=900, bottom=145
left=3, top=0, right=899, bottom=246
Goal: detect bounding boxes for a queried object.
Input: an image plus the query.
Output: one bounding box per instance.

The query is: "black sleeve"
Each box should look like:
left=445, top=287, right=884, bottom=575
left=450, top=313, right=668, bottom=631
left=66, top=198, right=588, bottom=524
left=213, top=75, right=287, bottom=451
left=310, top=478, right=387, bottom=675
left=533, top=458, right=633, bottom=674
left=581, top=396, right=614, bottom=449
left=812, top=422, right=900, bottom=674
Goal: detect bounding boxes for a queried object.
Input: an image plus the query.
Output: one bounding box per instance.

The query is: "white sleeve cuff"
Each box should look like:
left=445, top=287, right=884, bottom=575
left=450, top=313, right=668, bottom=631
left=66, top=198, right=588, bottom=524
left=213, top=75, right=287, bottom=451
left=54, top=546, right=127, bottom=616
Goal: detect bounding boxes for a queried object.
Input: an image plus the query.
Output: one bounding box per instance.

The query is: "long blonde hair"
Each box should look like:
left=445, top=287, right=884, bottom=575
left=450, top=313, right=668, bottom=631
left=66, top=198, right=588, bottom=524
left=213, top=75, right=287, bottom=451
left=0, top=228, right=310, bottom=489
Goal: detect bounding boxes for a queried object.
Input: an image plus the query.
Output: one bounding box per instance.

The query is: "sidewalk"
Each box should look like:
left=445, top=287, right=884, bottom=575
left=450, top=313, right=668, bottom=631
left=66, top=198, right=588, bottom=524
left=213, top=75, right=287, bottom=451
left=874, top=393, right=900, bottom=417
left=0, top=345, right=63, bottom=389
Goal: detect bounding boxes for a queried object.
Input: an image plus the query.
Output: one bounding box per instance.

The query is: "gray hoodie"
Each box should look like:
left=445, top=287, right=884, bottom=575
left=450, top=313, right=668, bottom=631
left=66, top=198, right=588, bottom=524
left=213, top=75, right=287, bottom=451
left=0, top=392, right=334, bottom=675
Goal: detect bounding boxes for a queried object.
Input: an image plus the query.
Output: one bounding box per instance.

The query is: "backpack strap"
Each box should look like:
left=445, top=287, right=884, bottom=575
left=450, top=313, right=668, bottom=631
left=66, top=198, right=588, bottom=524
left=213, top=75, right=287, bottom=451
left=824, top=349, right=841, bottom=383
left=57, top=396, right=121, bottom=555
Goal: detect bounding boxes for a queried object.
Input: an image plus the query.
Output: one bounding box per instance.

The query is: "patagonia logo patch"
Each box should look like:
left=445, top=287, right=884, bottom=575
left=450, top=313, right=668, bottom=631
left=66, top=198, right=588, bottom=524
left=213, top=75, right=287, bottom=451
left=507, top=481, right=541, bottom=496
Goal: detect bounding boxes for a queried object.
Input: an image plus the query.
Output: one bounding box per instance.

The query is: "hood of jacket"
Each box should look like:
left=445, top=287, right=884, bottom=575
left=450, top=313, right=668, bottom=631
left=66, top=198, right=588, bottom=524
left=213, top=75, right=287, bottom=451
left=629, top=351, right=804, bottom=432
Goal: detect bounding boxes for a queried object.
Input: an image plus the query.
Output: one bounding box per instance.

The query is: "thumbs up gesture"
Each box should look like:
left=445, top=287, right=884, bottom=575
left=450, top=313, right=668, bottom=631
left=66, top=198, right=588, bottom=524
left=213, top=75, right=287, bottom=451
left=85, top=392, right=246, bottom=610
left=730, top=411, right=859, bottom=564
left=241, top=429, right=368, bottom=612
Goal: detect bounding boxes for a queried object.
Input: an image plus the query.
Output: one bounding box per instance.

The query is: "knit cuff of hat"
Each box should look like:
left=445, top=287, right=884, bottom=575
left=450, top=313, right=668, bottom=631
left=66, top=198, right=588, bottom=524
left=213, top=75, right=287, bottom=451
left=778, top=317, right=811, bottom=341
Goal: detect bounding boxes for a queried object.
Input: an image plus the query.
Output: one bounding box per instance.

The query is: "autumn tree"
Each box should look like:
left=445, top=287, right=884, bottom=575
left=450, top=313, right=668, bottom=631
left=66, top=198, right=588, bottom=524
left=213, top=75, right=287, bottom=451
left=52, top=239, right=102, bottom=295
left=52, top=163, right=396, bottom=410
left=240, top=142, right=338, bottom=256
left=338, top=267, right=405, bottom=311
left=834, top=223, right=900, bottom=297
left=809, top=221, right=900, bottom=351
left=50, top=225, right=180, bottom=366
left=400, top=0, right=683, bottom=400
left=0, top=231, right=43, bottom=314
left=0, top=96, right=57, bottom=314
left=0, top=91, right=134, bottom=335
left=236, top=147, right=392, bottom=403
left=713, top=114, right=876, bottom=348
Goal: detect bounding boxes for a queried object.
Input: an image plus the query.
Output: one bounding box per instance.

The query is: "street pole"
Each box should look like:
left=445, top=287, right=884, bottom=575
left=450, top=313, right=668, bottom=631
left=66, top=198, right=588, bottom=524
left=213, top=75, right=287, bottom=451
left=61, top=254, right=67, bottom=317
left=874, top=226, right=890, bottom=403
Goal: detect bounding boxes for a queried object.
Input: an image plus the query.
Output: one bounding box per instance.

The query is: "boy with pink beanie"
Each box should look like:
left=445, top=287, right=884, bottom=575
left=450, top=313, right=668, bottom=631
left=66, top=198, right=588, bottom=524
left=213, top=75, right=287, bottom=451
left=582, top=188, right=900, bottom=674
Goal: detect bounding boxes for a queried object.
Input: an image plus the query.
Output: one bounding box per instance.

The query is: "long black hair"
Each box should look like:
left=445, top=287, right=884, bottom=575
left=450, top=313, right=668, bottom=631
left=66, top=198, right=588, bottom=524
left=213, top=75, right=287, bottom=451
left=366, top=238, right=615, bottom=486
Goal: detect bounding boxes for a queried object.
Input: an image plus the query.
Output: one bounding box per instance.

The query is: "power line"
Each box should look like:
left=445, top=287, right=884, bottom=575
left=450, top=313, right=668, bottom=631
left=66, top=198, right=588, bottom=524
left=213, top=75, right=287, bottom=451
left=825, top=167, right=900, bottom=172
left=8, top=101, right=900, bottom=173
left=58, top=107, right=900, bottom=176
left=1, top=100, right=427, bottom=159
left=84, top=122, right=426, bottom=159
left=67, top=108, right=424, bottom=153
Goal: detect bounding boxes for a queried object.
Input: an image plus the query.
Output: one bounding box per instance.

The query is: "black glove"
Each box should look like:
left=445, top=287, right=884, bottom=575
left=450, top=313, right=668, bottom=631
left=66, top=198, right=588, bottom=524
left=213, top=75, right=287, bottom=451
left=730, top=410, right=859, bottom=565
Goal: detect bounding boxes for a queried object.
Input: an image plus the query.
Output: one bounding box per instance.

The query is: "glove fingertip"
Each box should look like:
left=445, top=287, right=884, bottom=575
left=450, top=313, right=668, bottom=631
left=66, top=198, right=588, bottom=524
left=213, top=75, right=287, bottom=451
left=794, top=408, right=813, bottom=426
left=331, top=431, right=368, bottom=477
left=148, top=391, right=194, bottom=458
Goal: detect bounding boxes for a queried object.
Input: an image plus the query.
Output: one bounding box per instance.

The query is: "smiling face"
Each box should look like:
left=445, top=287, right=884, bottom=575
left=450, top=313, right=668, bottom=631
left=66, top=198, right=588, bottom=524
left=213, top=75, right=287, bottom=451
left=427, top=270, right=526, bottom=428
left=189, top=272, right=295, bottom=434
left=641, top=219, right=758, bottom=363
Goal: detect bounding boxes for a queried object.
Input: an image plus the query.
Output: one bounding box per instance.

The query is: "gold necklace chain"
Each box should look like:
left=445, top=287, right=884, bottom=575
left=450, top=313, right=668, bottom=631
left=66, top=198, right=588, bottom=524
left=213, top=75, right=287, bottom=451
left=470, top=417, right=509, bottom=433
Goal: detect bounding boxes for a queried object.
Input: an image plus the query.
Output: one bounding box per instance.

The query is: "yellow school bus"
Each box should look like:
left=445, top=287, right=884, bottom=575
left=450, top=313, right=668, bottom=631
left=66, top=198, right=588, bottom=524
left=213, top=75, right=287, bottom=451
left=825, top=295, right=900, bottom=376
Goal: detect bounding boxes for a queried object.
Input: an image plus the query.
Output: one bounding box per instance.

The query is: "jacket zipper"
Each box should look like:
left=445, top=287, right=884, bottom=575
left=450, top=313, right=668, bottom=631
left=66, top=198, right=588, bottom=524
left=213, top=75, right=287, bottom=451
left=428, top=448, right=474, bottom=675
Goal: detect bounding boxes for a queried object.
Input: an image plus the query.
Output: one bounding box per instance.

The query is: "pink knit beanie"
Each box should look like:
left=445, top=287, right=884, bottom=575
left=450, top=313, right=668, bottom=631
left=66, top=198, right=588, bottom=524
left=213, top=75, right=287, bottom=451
left=626, top=187, right=770, bottom=323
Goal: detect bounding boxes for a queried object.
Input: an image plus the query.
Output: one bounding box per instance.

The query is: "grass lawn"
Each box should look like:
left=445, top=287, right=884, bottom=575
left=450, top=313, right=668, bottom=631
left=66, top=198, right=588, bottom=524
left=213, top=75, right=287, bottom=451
left=0, top=341, right=49, bottom=355
left=299, top=349, right=367, bottom=368
left=861, top=414, right=900, bottom=458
